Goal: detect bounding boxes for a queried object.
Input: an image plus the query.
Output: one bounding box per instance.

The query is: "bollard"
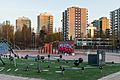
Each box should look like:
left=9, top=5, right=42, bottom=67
left=62, top=67, right=65, bottom=75
left=99, top=66, right=103, bottom=73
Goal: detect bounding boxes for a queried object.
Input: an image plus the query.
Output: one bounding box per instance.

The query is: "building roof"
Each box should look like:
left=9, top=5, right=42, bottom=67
left=17, top=16, right=30, bottom=21
left=39, top=12, right=52, bottom=16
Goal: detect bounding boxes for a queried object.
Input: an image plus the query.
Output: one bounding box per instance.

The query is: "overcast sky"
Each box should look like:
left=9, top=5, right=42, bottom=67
left=0, top=0, right=120, bottom=31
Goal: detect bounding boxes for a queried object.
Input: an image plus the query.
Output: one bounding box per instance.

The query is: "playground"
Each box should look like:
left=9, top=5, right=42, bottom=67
left=0, top=55, right=119, bottom=80
left=0, top=39, right=120, bottom=80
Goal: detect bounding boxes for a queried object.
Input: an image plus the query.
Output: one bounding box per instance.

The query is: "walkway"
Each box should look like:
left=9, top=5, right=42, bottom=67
left=0, top=74, right=43, bottom=80
left=98, top=71, right=120, bottom=80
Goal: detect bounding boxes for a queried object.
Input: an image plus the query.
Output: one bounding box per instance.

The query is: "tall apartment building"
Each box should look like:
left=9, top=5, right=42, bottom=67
left=16, top=16, right=31, bottom=31
left=93, top=17, right=110, bottom=32
left=92, top=20, right=100, bottom=31
left=37, top=12, right=53, bottom=34
left=92, top=17, right=110, bottom=38
left=62, top=6, right=88, bottom=41
left=3, top=20, right=10, bottom=25
left=110, top=8, right=120, bottom=47
left=99, top=17, right=110, bottom=32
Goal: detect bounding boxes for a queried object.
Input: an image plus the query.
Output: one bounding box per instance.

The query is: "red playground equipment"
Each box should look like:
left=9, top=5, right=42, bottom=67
left=58, top=41, right=74, bottom=54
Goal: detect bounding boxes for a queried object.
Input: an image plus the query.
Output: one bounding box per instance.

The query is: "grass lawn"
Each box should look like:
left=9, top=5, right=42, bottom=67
left=0, top=58, right=120, bottom=80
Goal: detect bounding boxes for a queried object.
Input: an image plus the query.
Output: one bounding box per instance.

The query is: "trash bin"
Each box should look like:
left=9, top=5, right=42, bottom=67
left=88, top=50, right=105, bottom=66
left=88, top=54, right=98, bottom=66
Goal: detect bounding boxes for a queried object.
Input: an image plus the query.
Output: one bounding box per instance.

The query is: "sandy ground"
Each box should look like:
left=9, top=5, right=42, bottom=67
left=0, top=74, right=43, bottom=80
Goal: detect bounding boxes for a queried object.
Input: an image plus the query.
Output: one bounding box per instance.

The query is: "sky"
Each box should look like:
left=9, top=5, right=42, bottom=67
left=0, top=0, right=120, bottom=32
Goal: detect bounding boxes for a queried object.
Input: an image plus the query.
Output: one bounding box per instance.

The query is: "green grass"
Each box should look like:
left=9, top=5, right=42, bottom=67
left=0, top=58, right=120, bottom=80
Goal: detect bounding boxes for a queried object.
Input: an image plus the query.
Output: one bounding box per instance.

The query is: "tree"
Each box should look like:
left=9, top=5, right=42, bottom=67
left=45, top=32, right=63, bottom=43
left=1, top=24, right=14, bottom=44
left=15, top=24, right=32, bottom=49
left=15, top=30, right=22, bottom=49
left=45, top=34, right=53, bottom=43
left=36, top=30, right=47, bottom=48
left=22, top=25, right=32, bottom=49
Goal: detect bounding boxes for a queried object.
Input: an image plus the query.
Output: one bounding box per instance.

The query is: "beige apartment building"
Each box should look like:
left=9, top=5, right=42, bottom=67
left=62, top=6, right=88, bottom=41
left=87, top=24, right=97, bottom=38
left=37, top=12, right=53, bottom=34
left=16, top=16, right=31, bottom=31
left=99, top=17, right=110, bottom=33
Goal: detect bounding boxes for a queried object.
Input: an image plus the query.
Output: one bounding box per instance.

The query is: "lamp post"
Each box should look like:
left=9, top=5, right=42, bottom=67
left=82, top=33, right=84, bottom=51
left=97, top=30, right=101, bottom=50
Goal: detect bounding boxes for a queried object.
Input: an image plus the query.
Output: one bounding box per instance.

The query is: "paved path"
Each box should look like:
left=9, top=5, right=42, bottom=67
left=0, top=74, right=43, bottom=80
left=14, top=50, right=120, bottom=63
left=98, top=71, right=120, bottom=80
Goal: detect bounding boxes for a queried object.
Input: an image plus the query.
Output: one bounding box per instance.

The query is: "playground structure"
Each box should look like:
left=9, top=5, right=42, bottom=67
left=58, top=41, right=74, bottom=54
left=38, top=41, right=74, bottom=54
left=0, top=39, right=18, bottom=65
left=38, top=43, right=53, bottom=54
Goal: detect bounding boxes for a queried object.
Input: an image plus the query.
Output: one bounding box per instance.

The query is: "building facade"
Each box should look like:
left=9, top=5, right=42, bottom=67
left=87, top=24, right=97, bottom=38
left=110, top=8, right=120, bottom=47
left=62, top=6, right=88, bottom=41
left=3, top=20, right=10, bottom=25
left=75, top=38, right=111, bottom=49
left=99, top=17, right=110, bottom=33
left=37, top=12, right=53, bottom=34
left=92, top=20, right=100, bottom=28
left=16, top=16, right=31, bottom=31
left=92, top=17, right=110, bottom=38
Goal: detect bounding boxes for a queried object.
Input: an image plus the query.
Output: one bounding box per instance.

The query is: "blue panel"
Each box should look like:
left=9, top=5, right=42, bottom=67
left=0, top=42, right=10, bottom=54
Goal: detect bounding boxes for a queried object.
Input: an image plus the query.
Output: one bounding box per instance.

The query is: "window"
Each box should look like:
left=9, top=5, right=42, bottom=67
left=78, top=14, right=80, bottom=16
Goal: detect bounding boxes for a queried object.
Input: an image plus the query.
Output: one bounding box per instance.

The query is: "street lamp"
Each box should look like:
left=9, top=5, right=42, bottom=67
left=97, top=30, right=101, bottom=50
left=81, top=33, right=84, bottom=51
